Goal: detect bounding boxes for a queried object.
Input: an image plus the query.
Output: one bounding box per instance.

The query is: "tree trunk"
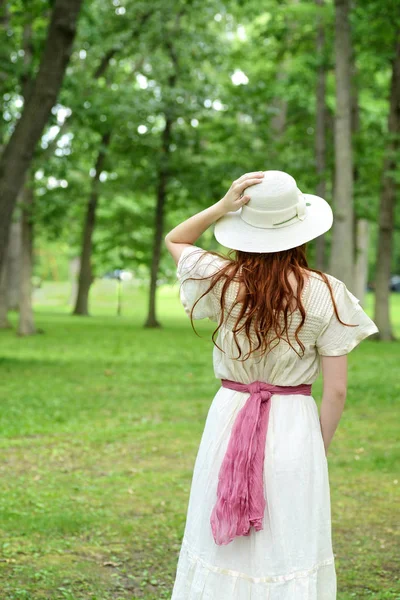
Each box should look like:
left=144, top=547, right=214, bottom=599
left=374, top=34, right=400, bottom=340
left=354, top=219, right=369, bottom=306
left=73, top=131, right=111, bottom=316
left=144, top=37, right=179, bottom=329
left=329, top=0, right=354, bottom=288
left=0, top=0, right=84, bottom=272
left=18, top=180, right=36, bottom=336
left=0, top=252, right=11, bottom=328
left=349, top=44, right=370, bottom=307
left=14, top=22, right=36, bottom=334
left=69, top=257, right=80, bottom=306
left=144, top=116, right=172, bottom=328
left=271, top=69, right=288, bottom=139
left=6, top=214, right=22, bottom=310
left=315, top=0, right=327, bottom=271
left=270, top=0, right=299, bottom=146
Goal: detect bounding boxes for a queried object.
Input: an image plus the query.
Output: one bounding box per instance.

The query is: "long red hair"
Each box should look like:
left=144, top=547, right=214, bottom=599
left=185, top=244, right=356, bottom=360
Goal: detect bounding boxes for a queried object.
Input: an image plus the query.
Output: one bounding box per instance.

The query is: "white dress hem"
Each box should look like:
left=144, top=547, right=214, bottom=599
left=180, top=537, right=336, bottom=584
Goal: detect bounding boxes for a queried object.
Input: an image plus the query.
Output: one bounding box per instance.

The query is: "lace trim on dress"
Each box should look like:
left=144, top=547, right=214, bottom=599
left=182, top=538, right=335, bottom=584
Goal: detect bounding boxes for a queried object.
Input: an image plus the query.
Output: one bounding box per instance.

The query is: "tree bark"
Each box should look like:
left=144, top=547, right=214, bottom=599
left=18, top=178, right=36, bottom=336
left=330, top=0, right=354, bottom=288
left=144, top=116, right=173, bottom=328
left=14, top=22, right=36, bottom=334
left=315, top=0, right=327, bottom=271
left=69, top=257, right=80, bottom=306
left=271, top=69, right=288, bottom=139
left=0, top=0, right=84, bottom=272
left=354, top=219, right=369, bottom=306
left=0, top=249, right=11, bottom=328
left=2, top=21, right=32, bottom=321
left=349, top=44, right=370, bottom=307
left=73, top=131, right=111, bottom=316
left=374, top=34, right=400, bottom=340
left=6, top=215, right=22, bottom=311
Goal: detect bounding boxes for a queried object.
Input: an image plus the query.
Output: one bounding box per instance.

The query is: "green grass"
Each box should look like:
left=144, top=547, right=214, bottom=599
left=0, top=280, right=399, bottom=599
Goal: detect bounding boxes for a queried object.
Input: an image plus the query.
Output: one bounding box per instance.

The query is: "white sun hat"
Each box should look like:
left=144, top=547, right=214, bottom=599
left=214, top=170, right=333, bottom=253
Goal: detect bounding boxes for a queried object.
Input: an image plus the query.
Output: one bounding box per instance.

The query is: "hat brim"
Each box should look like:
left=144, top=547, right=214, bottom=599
left=213, top=194, right=333, bottom=253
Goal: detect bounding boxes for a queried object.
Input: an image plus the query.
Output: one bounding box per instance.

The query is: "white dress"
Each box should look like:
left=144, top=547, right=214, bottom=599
left=171, top=245, right=379, bottom=600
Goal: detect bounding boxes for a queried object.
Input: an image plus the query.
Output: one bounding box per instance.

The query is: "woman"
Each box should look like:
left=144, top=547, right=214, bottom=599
left=165, top=170, right=378, bottom=599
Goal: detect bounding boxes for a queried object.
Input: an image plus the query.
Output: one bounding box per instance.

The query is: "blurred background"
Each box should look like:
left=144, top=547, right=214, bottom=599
left=0, top=1, right=399, bottom=599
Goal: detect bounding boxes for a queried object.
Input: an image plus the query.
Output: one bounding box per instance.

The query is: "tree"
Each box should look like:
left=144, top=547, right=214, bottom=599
left=144, top=39, right=177, bottom=328
left=142, top=3, right=231, bottom=327
left=71, top=7, right=152, bottom=315
left=315, top=0, right=328, bottom=271
left=17, top=21, right=37, bottom=335
left=329, top=0, right=354, bottom=288
left=350, top=45, right=369, bottom=306
left=0, top=0, right=84, bottom=272
left=73, top=131, right=111, bottom=315
left=374, top=32, right=400, bottom=340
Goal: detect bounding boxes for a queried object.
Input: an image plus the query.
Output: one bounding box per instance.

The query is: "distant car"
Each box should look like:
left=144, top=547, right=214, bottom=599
left=102, top=269, right=133, bottom=281
left=390, top=275, right=400, bottom=292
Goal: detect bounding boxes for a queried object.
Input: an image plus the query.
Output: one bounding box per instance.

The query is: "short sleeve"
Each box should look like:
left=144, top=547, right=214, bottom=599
left=316, top=281, right=379, bottom=356
left=176, top=245, right=227, bottom=321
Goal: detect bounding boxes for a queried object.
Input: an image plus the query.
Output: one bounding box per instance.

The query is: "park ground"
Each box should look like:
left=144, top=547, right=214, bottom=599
left=0, top=280, right=399, bottom=599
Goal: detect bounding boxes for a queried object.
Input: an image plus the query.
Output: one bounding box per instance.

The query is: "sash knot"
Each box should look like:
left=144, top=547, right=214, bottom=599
left=210, top=378, right=312, bottom=546
left=248, top=381, right=271, bottom=401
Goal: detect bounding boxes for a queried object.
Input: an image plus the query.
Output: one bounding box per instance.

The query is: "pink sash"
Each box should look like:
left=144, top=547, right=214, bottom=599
left=210, top=379, right=312, bottom=546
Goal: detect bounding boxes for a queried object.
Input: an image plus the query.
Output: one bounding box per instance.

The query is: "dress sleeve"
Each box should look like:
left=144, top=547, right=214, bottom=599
left=176, top=245, right=227, bottom=321
left=316, top=281, right=379, bottom=356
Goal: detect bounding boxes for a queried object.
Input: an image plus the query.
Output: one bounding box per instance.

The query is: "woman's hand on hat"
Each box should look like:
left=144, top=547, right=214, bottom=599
left=165, top=171, right=264, bottom=261
left=220, top=171, right=264, bottom=213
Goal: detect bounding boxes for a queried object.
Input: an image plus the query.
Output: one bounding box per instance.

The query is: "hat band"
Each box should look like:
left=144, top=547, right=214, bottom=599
left=240, top=193, right=307, bottom=230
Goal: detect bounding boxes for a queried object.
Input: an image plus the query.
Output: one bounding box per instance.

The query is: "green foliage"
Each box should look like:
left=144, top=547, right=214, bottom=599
left=1, top=0, right=400, bottom=280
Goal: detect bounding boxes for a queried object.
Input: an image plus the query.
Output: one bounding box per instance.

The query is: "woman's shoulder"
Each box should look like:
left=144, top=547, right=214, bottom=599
left=308, top=270, right=355, bottom=297
left=308, top=270, right=345, bottom=289
left=176, top=245, right=230, bottom=322
left=306, top=270, right=356, bottom=320
left=311, top=272, right=379, bottom=354
left=177, top=245, right=229, bottom=279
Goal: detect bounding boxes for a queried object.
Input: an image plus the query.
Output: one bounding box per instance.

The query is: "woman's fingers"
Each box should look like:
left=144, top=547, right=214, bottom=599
left=221, top=172, right=263, bottom=212
left=236, top=171, right=264, bottom=184
left=235, top=177, right=264, bottom=193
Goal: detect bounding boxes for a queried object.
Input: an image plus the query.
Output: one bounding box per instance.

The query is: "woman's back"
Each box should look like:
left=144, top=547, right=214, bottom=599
left=177, top=245, right=377, bottom=386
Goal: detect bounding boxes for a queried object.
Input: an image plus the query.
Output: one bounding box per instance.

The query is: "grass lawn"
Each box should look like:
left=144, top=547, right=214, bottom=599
left=0, top=279, right=399, bottom=599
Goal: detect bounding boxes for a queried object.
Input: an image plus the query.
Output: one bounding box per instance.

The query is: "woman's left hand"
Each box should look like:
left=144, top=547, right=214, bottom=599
left=220, top=171, right=264, bottom=213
